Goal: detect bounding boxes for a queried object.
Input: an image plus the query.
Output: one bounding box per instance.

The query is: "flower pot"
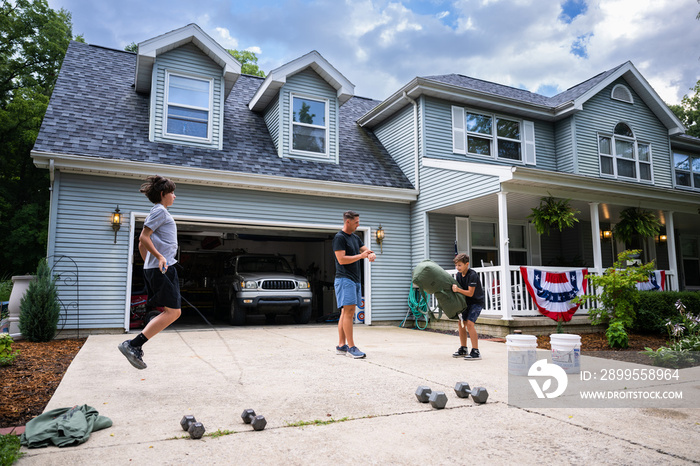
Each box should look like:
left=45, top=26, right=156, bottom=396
left=8, top=275, right=35, bottom=338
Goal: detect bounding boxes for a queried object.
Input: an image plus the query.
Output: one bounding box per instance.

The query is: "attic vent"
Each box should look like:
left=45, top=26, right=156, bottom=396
left=611, top=84, right=633, bottom=104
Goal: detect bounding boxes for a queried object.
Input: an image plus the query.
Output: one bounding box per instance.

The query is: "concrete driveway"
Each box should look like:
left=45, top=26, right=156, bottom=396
left=18, top=325, right=700, bottom=465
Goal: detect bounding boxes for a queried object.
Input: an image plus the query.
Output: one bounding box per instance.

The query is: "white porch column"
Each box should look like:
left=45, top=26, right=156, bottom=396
left=497, top=191, right=513, bottom=320
left=664, top=211, right=679, bottom=291
left=589, top=202, right=603, bottom=272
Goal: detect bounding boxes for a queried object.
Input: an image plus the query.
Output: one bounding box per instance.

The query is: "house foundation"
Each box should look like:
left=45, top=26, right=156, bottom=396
left=427, top=314, right=605, bottom=337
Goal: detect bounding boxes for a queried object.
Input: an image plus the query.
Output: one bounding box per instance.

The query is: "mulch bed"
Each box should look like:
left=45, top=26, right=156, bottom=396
left=536, top=332, right=667, bottom=366
left=0, top=339, right=85, bottom=429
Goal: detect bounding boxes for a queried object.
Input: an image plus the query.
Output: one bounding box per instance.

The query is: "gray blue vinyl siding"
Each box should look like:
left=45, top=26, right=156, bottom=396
left=374, top=104, right=416, bottom=186
left=280, top=69, right=339, bottom=162
left=411, top=166, right=500, bottom=266
left=263, top=95, right=281, bottom=153
left=151, top=43, right=224, bottom=149
left=421, top=96, right=556, bottom=168
left=574, top=79, right=672, bottom=187
left=49, top=173, right=412, bottom=328
left=554, top=116, right=575, bottom=172
left=428, top=213, right=457, bottom=269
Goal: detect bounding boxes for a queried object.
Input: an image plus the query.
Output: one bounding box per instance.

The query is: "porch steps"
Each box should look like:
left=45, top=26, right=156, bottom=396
left=427, top=314, right=605, bottom=337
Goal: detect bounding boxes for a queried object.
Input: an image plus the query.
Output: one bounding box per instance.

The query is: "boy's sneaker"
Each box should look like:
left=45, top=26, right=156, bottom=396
left=118, top=340, right=147, bottom=369
left=346, top=346, right=366, bottom=359
left=464, top=348, right=481, bottom=360
left=452, top=346, right=468, bottom=358
left=336, top=344, right=349, bottom=355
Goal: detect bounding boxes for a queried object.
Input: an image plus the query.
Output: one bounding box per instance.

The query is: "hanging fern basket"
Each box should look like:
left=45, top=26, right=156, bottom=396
left=528, top=196, right=580, bottom=236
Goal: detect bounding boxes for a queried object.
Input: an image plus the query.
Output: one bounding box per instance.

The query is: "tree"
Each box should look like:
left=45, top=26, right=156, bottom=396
left=227, top=49, right=266, bottom=77
left=669, top=80, right=700, bottom=138
left=0, top=0, right=75, bottom=276
left=124, top=42, right=138, bottom=53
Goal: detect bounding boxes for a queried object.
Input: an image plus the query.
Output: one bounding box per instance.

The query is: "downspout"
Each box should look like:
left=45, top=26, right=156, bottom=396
left=47, top=160, right=56, bottom=260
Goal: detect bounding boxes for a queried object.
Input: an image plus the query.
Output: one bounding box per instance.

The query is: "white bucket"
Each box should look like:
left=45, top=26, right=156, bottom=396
left=550, top=334, right=581, bottom=374
left=506, top=334, right=537, bottom=376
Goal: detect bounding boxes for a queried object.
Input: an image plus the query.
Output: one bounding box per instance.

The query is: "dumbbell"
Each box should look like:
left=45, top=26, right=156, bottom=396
left=180, top=415, right=206, bottom=439
left=454, top=382, right=489, bottom=404
left=415, top=386, right=432, bottom=403
left=241, top=409, right=267, bottom=431
left=415, top=386, right=448, bottom=409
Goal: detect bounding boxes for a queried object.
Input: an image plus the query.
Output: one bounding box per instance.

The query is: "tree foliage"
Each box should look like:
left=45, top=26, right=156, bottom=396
left=669, top=79, right=700, bottom=138
left=227, top=49, right=266, bottom=77
left=0, top=0, right=74, bottom=276
left=18, top=258, right=61, bottom=341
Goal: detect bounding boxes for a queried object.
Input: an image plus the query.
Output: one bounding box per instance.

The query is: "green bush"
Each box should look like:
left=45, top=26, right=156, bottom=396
left=633, top=290, right=700, bottom=334
left=0, top=278, right=12, bottom=302
left=606, top=321, right=629, bottom=348
left=644, top=299, right=700, bottom=368
left=18, top=259, right=61, bottom=342
left=0, top=433, right=24, bottom=465
left=0, top=334, right=19, bottom=366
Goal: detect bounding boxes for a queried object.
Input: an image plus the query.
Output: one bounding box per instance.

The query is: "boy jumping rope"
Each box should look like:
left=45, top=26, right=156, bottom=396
left=451, top=254, right=484, bottom=360
left=118, top=175, right=182, bottom=369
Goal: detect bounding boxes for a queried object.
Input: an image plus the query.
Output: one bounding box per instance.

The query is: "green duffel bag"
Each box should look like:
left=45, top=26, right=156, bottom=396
left=412, top=259, right=466, bottom=319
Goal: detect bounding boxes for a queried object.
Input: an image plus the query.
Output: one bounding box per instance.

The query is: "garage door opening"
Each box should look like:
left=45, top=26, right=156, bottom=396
left=127, top=216, right=367, bottom=329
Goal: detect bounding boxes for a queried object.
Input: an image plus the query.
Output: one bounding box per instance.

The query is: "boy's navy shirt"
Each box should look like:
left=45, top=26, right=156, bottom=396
left=333, top=230, right=364, bottom=283
left=456, top=267, right=485, bottom=307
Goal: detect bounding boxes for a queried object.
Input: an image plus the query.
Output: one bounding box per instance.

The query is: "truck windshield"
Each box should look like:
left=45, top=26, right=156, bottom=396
left=237, top=256, right=292, bottom=274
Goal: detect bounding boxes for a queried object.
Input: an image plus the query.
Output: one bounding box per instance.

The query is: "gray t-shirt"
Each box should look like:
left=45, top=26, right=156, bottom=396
left=143, top=203, right=178, bottom=270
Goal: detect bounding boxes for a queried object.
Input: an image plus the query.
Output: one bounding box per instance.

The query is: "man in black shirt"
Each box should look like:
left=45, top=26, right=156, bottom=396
left=451, top=254, right=484, bottom=360
left=333, top=211, right=376, bottom=358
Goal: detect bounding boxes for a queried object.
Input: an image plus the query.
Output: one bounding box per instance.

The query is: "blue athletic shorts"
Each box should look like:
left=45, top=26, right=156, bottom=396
left=460, top=303, right=483, bottom=323
left=334, top=277, right=362, bottom=308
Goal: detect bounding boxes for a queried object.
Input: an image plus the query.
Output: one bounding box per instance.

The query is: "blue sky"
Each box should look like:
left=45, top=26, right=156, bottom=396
left=48, top=0, right=700, bottom=104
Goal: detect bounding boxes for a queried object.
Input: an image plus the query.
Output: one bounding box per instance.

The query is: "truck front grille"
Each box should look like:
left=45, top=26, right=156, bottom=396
left=261, top=280, right=296, bottom=290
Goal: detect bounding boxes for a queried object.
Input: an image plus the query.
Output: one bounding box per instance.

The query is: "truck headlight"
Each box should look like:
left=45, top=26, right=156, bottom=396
left=241, top=281, right=258, bottom=289
left=297, top=280, right=310, bottom=289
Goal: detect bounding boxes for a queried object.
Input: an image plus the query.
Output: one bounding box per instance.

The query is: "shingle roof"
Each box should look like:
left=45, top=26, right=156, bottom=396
left=34, top=42, right=413, bottom=190
left=423, top=62, right=629, bottom=108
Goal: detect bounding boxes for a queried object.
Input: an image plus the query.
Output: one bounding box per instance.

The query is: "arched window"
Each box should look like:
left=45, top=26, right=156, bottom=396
left=611, top=84, right=633, bottom=104
left=598, top=122, right=652, bottom=182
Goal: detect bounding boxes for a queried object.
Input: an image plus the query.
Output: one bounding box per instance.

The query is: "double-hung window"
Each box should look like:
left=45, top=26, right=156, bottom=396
left=673, top=152, right=700, bottom=190
left=598, top=123, right=652, bottom=182
left=165, top=73, right=212, bottom=140
left=453, top=107, right=534, bottom=164
left=291, top=95, right=328, bottom=156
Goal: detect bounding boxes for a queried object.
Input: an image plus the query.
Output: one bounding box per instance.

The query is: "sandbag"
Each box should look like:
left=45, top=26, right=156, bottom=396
left=412, top=259, right=466, bottom=319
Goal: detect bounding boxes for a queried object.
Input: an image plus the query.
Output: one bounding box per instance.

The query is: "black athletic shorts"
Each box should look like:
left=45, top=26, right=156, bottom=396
left=143, top=266, right=181, bottom=309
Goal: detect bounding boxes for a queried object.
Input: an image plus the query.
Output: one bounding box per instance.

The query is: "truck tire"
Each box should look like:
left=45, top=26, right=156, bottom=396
left=294, top=305, right=312, bottom=324
left=229, top=300, right=245, bottom=326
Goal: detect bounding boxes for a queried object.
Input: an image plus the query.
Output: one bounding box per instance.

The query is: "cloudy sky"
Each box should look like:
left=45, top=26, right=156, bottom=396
left=47, top=0, right=700, bottom=105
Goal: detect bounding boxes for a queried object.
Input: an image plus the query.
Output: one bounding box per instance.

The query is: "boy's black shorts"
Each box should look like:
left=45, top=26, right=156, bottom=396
left=144, top=266, right=181, bottom=309
left=460, top=303, right=483, bottom=323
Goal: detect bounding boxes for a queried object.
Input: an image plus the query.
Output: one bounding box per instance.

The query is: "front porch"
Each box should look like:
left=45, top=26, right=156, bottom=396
left=421, top=265, right=674, bottom=337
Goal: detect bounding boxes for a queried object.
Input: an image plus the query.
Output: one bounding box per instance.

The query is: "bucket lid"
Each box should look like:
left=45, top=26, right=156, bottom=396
left=506, top=334, right=537, bottom=343
left=550, top=333, right=581, bottom=343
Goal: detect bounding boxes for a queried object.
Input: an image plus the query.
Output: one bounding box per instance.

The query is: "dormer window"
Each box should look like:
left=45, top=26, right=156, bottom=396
left=611, top=84, right=633, bottom=104
left=291, top=94, right=328, bottom=156
left=165, top=72, right=213, bottom=140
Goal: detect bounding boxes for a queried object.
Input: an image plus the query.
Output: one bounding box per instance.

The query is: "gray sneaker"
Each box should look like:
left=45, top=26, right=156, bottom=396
left=346, top=346, right=366, bottom=359
left=118, top=340, right=147, bottom=369
left=336, top=344, right=349, bottom=355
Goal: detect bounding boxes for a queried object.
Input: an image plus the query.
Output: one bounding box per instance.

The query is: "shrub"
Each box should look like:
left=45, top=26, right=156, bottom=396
left=633, top=290, right=700, bottom=334
left=18, top=259, right=61, bottom=342
left=0, top=433, right=24, bottom=464
left=644, top=299, right=700, bottom=368
left=605, top=321, right=629, bottom=348
left=0, top=334, right=20, bottom=366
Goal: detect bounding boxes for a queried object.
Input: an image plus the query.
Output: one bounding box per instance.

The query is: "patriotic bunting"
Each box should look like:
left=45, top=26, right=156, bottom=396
left=520, top=267, right=589, bottom=322
left=636, top=270, right=666, bottom=291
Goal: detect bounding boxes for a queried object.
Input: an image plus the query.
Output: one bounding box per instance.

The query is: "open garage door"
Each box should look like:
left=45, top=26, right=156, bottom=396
left=126, top=215, right=368, bottom=328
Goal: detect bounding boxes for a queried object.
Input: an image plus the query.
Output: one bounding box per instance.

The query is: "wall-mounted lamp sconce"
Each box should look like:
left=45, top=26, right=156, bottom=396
left=600, top=230, right=612, bottom=240
left=111, top=206, right=122, bottom=244
left=376, top=225, right=385, bottom=253
left=658, top=234, right=667, bottom=243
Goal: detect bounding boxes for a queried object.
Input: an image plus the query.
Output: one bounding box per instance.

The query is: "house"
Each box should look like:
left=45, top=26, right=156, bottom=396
left=31, top=24, right=700, bottom=333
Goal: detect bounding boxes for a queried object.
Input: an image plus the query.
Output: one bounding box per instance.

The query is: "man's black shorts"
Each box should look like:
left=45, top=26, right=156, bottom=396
left=144, top=267, right=181, bottom=309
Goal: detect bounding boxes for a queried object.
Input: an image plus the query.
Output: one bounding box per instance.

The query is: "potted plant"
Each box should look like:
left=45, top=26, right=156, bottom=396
left=528, top=195, right=580, bottom=235
left=612, top=207, right=662, bottom=250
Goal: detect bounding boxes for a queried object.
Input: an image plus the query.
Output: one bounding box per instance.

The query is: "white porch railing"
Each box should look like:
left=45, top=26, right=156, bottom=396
left=428, top=266, right=675, bottom=320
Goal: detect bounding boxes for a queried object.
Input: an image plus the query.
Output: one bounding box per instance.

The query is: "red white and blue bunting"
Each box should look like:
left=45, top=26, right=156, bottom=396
left=520, top=267, right=589, bottom=322
left=636, top=270, right=666, bottom=291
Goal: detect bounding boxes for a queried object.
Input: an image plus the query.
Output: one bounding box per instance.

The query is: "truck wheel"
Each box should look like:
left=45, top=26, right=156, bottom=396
left=229, top=300, right=245, bottom=326
left=294, top=305, right=312, bottom=324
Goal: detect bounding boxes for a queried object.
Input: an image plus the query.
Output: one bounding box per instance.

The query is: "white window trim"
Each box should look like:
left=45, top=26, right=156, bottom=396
left=611, top=84, right=634, bottom=104
left=162, top=70, right=214, bottom=143
left=597, top=130, right=654, bottom=184
left=673, top=151, right=700, bottom=191
left=452, top=107, right=533, bottom=165
left=289, top=93, right=330, bottom=159
left=467, top=218, right=529, bottom=263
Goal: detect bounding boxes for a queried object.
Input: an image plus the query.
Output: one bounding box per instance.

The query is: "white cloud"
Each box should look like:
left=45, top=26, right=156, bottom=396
left=214, top=27, right=238, bottom=49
